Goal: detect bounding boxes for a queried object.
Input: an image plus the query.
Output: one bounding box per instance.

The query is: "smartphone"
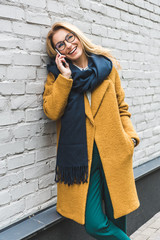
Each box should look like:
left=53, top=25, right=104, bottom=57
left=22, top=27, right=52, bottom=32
left=55, top=48, right=62, bottom=55
left=55, top=49, right=66, bottom=67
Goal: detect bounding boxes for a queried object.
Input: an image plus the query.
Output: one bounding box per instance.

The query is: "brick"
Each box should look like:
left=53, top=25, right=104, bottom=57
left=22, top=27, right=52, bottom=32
left=0, top=52, right=12, bottom=64
left=0, top=96, right=8, bottom=111
left=64, top=6, right=84, bottom=19
left=140, top=95, right=152, bottom=103
left=13, top=22, right=41, bottom=37
left=13, top=123, right=41, bottom=138
left=39, top=173, right=54, bottom=188
left=25, top=38, right=42, bottom=52
left=11, top=95, right=38, bottom=110
left=7, top=66, right=36, bottom=80
left=0, top=5, right=25, bottom=20
left=0, top=140, right=24, bottom=157
left=151, top=102, right=160, bottom=111
left=37, top=68, right=48, bottom=80
left=20, top=0, right=46, bottom=8
left=0, top=82, right=25, bottom=95
left=26, top=188, right=52, bottom=210
left=143, top=129, right=153, bottom=138
left=51, top=184, right=57, bottom=197
left=88, top=34, right=102, bottom=45
left=102, top=37, right=117, bottom=48
left=0, top=175, right=9, bottom=191
left=91, top=2, right=102, bottom=13
left=0, top=128, right=11, bottom=143
left=115, top=20, right=128, bottom=31
left=47, top=1, right=64, bottom=14
left=26, top=82, right=44, bottom=94
left=0, top=35, right=24, bottom=49
left=128, top=23, right=139, bottom=33
left=0, top=161, right=6, bottom=175
left=24, top=162, right=51, bottom=180
left=0, top=111, right=25, bottom=126
left=9, top=171, right=23, bottom=186
left=137, top=121, right=147, bottom=131
left=0, top=190, right=10, bottom=205
left=140, top=9, right=150, bottom=19
left=128, top=4, right=140, bottom=15
left=101, top=0, right=116, bottom=7
left=41, top=122, right=56, bottom=135
left=141, top=104, right=151, bottom=113
left=115, top=0, right=128, bottom=11
left=0, top=66, right=6, bottom=80
left=49, top=158, right=56, bottom=171
left=10, top=180, right=38, bottom=201
left=0, top=20, right=12, bottom=32
left=106, top=6, right=120, bottom=19
left=73, top=20, right=91, bottom=34
left=79, top=0, right=90, bottom=9
left=107, top=28, right=121, bottom=39
left=102, top=16, right=116, bottom=28
left=36, top=146, right=56, bottom=162
left=91, top=24, right=108, bottom=37
left=26, top=11, right=51, bottom=26
left=25, top=135, right=52, bottom=150
left=25, top=108, right=46, bottom=122
left=0, top=199, right=25, bottom=222
left=153, top=126, right=160, bottom=135
left=120, top=11, right=133, bottom=23
left=7, top=152, right=35, bottom=170
left=14, top=53, right=41, bottom=66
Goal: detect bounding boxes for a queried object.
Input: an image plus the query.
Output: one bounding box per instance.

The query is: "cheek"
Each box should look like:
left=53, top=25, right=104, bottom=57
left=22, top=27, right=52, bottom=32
left=77, top=41, right=83, bottom=52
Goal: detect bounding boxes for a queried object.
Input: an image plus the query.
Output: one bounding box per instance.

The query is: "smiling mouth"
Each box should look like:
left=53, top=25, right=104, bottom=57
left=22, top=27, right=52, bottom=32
left=68, top=47, right=77, bottom=55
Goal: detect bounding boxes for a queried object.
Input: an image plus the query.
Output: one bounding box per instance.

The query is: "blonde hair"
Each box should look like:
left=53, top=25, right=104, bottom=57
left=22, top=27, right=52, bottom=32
left=46, top=21, right=121, bottom=70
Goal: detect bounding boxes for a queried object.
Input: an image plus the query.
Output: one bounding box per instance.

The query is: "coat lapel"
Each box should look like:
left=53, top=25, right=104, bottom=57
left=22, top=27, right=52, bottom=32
left=84, top=94, right=94, bottom=125
left=84, top=79, right=111, bottom=124
left=91, top=79, right=111, bottom=118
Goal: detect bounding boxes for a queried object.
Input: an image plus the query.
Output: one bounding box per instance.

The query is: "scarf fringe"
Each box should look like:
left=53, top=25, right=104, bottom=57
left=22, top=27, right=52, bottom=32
left=55, top=165, right=88, bottom=186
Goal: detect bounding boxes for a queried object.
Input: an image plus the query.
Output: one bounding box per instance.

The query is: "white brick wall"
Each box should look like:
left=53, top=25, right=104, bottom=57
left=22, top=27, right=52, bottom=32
left=0, top=0, right=160, bottom=230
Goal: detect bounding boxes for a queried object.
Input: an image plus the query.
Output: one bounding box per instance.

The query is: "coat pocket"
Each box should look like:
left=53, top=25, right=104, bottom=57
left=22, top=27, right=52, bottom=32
left=123, top=131, right=135, bottom=155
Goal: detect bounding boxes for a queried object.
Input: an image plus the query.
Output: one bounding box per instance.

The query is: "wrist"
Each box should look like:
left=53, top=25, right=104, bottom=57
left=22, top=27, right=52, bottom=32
left=62, top=74, right=72, bottom=79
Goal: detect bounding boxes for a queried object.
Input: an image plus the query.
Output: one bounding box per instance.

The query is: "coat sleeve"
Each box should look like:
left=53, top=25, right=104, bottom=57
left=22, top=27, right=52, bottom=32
left=43, top=72, right=73, bottom=121
left=114, top=67, right=140, bottom=147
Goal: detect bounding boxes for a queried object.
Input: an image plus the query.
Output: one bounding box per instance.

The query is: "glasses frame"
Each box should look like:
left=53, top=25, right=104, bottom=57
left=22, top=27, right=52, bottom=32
left=54, top=32, right=76, bottom=52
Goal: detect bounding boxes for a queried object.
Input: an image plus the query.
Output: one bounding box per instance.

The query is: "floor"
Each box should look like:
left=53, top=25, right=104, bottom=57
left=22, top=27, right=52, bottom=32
left=130, top=212, right=160, bottom=240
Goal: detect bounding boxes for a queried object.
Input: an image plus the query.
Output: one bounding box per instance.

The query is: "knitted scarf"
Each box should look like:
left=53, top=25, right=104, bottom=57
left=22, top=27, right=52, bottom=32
left=47, top=53, right=112, bottom=186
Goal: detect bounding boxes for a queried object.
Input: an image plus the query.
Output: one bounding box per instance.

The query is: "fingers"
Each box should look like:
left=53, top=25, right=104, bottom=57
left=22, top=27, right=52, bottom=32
left=56, top=53, right=66, bottom=67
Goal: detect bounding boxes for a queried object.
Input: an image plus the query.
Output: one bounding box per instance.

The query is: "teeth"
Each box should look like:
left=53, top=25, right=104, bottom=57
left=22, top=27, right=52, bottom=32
left=69, top=47, right=77, bottom=54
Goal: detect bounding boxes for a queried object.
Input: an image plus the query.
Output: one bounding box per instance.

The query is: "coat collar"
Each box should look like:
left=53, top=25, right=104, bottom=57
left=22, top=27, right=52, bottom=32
left=84, top=79, right=111, bottom=125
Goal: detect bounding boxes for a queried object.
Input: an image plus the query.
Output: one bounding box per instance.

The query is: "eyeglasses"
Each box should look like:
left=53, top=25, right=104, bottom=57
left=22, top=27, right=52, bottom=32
left=54, top=32, right=76, bottom=51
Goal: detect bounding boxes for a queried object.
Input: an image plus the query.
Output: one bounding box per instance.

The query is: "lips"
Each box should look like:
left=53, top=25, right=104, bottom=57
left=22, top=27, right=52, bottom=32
left=68, top=47, right=77, bottom=55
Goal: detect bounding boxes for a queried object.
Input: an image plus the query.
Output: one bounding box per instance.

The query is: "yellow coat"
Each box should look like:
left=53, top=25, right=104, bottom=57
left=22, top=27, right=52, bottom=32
left=43, top=65, right=140, bottom=225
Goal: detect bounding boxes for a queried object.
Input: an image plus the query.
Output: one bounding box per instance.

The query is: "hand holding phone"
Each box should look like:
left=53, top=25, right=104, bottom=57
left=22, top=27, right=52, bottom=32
left=55, top=49, right=66, bottom=67
left=55, top=49, right=72, bottom=79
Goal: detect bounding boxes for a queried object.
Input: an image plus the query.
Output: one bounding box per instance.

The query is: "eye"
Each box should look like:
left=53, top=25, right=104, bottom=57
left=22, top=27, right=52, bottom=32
left=57, top=42, right=64, bottom=49
left=66, top=33, right=75, bottom=42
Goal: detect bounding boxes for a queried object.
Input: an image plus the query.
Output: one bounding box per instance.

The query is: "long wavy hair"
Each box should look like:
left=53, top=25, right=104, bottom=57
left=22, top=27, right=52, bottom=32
left=46, top=21, right=121, bottom=70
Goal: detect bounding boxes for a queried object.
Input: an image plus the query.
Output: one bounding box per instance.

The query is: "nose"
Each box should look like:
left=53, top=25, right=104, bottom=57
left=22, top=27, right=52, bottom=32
left=65, top=41, right=72, bottom=49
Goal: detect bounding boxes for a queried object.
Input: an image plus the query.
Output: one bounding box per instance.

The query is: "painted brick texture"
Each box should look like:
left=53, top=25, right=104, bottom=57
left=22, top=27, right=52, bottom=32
left=0, top=0, right=160, bottom=230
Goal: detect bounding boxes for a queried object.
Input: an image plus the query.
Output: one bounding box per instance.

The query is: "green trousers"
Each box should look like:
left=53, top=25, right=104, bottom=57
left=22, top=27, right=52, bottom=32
left=85, top=141, right=131, bottom=240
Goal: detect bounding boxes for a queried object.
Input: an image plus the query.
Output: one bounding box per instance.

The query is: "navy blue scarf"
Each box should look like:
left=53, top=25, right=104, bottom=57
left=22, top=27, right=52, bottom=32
left=47, top=53, right=112, bottom=186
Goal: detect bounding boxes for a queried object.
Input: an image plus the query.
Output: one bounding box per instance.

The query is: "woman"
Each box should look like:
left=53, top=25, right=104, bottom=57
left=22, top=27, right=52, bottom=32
left=43, top=22, right=140, bottom=239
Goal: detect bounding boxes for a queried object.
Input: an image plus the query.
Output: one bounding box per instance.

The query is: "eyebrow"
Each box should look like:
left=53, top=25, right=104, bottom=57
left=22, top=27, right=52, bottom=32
left=54, top=32, right=71, bottom=48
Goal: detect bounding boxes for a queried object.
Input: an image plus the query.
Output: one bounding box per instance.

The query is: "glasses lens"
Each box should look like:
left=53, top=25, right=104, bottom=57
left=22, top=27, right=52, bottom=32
left=56, top=42, right=65, bottom=51
left=66, top=33, right=75, bottom=43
